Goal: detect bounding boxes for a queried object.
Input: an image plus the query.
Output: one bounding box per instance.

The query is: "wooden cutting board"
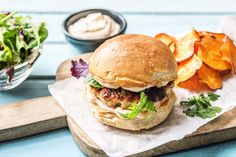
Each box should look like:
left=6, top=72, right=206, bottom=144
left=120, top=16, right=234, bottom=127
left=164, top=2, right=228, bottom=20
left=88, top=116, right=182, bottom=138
left=1, top=52, right=236, bottom=157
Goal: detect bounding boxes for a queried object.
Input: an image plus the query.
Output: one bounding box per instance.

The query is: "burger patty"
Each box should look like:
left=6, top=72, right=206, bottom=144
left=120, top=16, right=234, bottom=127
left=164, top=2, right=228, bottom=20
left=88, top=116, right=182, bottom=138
left=90, top=82, right=174, bottom=109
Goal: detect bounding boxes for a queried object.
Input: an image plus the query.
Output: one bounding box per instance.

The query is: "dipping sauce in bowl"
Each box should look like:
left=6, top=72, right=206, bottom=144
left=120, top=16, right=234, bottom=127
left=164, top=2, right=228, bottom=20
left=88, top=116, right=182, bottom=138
left=68, top=12, right=120, bottom=40
left=63, top=9, right=127, bottom=51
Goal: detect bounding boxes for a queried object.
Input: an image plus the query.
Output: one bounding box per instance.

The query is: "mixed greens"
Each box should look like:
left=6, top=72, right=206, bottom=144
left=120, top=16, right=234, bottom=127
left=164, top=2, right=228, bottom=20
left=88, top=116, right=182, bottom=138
left=120, top=92, right=156, bottom=119
left=71, top=59, right=104, bottom=89
left=0, top=11, right=48, bottom=70
left=180, top=93, right=222, bottom=119
left=84, top=74, right=103, bottom=89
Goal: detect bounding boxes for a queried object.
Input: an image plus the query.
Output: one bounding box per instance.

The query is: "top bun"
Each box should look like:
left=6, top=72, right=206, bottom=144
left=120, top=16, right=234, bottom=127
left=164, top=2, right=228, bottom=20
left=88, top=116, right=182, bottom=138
left=89, top=34, right=177, bottom=91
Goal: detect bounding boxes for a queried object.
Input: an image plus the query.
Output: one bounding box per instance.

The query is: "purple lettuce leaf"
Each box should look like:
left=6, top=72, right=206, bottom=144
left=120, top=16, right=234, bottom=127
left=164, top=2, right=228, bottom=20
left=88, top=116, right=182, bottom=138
left=70, top=59, right=88, bottom=79
left=145, top=87, right=166, bottom=102
left=6, top=67, right=14, bottom=84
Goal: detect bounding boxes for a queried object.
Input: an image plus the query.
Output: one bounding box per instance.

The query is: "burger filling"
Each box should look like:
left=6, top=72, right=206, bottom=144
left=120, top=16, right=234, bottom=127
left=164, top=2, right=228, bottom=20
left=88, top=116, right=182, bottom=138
left=86, top=75, right=174, bottom=119
left=90, top=85, right=172, bottom=109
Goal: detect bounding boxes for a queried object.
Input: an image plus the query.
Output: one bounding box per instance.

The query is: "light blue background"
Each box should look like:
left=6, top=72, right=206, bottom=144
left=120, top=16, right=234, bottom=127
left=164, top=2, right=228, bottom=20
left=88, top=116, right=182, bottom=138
left=1, top=128, right=236, bottom=157
left=1, top=0, right=236, bottom=156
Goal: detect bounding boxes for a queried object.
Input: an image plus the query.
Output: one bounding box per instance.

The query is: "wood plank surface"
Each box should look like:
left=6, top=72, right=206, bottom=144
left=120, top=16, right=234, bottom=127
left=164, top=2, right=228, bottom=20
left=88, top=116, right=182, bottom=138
left=0, top=80, right=54, bottom=104
left=17, top=13, right=226, bottom=43
left=29, top=13, right=226, bottom=77
left=0, top=128, right=86, bottom=157
left=0, top=13, right=226, bottom=77
left=1, top=0, right=236, bottom=156
left=2, top=0, right=236, bottom=13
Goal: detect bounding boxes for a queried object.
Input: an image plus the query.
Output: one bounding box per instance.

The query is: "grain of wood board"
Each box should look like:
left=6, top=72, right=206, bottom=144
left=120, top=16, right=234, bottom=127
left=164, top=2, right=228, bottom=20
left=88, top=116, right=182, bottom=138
left=1, top=53, right=236, bottom=156
left=20, top=14, right=224, bottom=43
left=19, top=13, right=227, bottom=77
left=2, top=0, right=236, bottom=13
left=4, top=5, right=231, bottom=77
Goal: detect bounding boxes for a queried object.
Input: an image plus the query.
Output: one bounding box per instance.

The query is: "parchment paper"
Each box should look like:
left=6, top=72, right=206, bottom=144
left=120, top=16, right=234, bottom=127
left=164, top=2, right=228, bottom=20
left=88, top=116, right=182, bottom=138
left=49, top=75, right=236, bottom=157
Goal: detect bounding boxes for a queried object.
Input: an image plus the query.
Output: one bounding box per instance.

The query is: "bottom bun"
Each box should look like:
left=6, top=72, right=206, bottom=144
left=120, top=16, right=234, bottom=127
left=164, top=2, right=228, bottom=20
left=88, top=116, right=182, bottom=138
left=88, top=89, right=176, bottom=131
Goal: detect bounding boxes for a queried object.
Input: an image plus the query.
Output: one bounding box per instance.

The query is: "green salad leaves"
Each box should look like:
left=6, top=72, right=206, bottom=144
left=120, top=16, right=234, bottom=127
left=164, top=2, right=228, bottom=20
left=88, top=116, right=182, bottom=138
left=0, top=11, right=48, bottom=69
left=120, top=92, right=157, bottom=119
left=180, top=93, right=222, bottom=119
left=84, top=75, right=103, bottom=89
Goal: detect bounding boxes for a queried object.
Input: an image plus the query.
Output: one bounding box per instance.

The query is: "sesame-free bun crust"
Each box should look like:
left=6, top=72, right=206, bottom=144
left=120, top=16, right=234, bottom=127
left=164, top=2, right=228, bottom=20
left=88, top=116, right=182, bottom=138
left=89, top=34, right=177, bottom=89
left=89, top=90, right=176, bottom=131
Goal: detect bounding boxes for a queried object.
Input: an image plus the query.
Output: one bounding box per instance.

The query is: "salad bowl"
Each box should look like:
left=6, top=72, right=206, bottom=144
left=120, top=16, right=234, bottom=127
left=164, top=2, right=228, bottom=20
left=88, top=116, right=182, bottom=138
left=0, top=49, right=41, bottom=90
left=0, top=12, right=48, bottom=90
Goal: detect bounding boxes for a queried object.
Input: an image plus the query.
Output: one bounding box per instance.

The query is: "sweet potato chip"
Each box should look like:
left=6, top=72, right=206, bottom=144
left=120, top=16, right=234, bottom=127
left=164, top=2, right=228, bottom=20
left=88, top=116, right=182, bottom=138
left=198, top=31, right=226, bottom=42
left=221, top=37, right=236, bottom=73
left=155, top=33, right=176, bottom=46
left=197, top=36, right=231, bottom=71
left=197, top=64, right=223, bottom=89
left=174, top=29, right=200, bottom=62
left=155, top=30, right=236, bottom=91
left=179, top=74, right=211, bottom=92
left=169, top=41, right=176, bottom=53
left=175, top=54, right=202, bottom=85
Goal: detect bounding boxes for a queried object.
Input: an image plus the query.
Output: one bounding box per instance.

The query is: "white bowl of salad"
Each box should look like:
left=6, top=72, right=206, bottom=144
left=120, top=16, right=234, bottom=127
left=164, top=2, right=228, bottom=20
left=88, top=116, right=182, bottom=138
left=0, top=11, right=48, bottom=90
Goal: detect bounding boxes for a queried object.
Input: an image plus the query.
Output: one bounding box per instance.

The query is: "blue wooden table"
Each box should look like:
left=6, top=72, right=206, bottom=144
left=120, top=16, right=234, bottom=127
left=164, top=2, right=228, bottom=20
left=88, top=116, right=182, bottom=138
left=1, top=0, right=236, bottom=156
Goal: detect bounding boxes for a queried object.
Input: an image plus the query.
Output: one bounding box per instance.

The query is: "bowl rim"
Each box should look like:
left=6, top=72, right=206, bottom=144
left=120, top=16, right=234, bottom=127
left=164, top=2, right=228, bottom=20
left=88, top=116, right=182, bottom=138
left=62, top=8, right=127, bottom=42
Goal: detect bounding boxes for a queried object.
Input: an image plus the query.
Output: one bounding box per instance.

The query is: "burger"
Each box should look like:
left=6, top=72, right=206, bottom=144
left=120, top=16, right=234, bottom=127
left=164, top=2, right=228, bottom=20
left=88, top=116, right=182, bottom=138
left=71, top=34, right=177, bottom=131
